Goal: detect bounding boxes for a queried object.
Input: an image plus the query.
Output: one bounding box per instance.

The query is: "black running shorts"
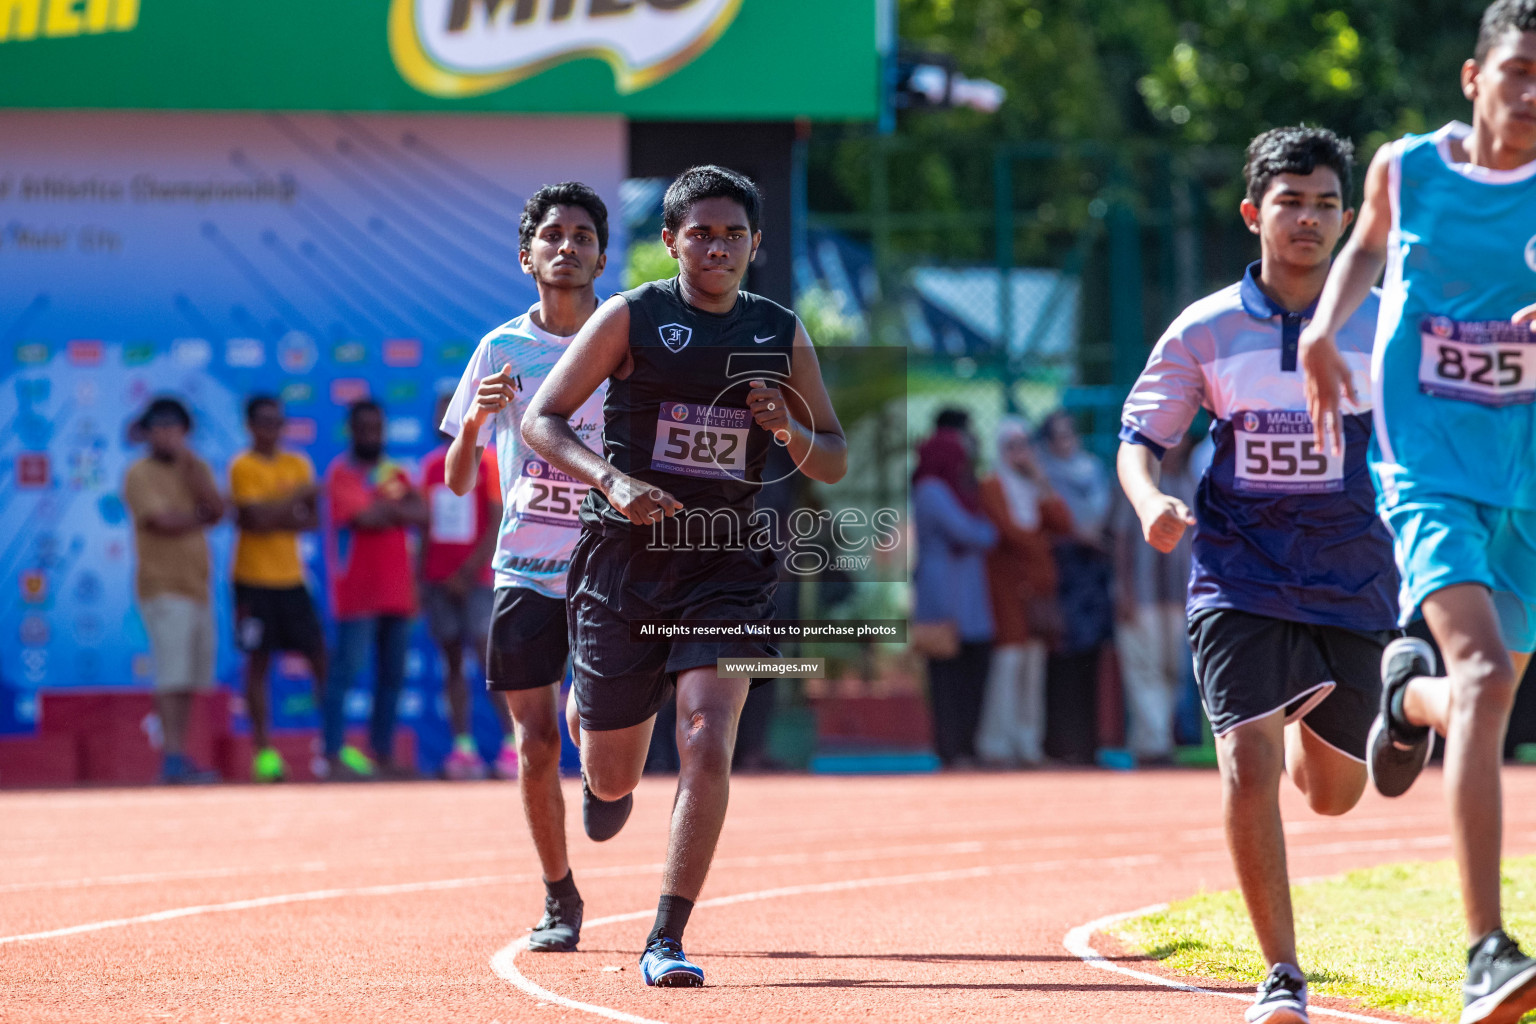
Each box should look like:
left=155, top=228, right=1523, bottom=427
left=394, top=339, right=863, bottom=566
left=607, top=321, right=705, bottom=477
left=234, top=584, right=324, bottom=659
left=566, top=526, right=778, bottom=732
left=1188, top=608, right=1390, bottom=761
left=485, top=587, right=570, bottom=692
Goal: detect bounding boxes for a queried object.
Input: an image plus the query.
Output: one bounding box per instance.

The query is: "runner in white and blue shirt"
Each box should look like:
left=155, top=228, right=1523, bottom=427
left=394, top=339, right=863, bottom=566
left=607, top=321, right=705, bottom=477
left=439, top=182, right=611, bottom=956
left=1119, top=126, right=1397, bottom=1024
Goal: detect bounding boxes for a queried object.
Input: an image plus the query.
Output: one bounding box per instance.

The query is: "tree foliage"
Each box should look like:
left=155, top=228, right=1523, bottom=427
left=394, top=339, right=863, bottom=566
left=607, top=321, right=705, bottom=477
left=896, top=0, right=1488, bottom=155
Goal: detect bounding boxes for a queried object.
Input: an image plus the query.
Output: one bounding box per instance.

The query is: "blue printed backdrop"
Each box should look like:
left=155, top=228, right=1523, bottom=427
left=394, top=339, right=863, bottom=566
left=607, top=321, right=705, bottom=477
left=0, top=111, right=625, bottom=764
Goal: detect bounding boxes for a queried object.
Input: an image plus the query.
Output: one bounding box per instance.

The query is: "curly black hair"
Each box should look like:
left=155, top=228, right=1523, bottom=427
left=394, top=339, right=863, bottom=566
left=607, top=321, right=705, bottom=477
left=1243, top=126, right=1355, bottom=207
left=518, top=181, right=609, bottom=255
left=662, top=165, right=762, bottom=237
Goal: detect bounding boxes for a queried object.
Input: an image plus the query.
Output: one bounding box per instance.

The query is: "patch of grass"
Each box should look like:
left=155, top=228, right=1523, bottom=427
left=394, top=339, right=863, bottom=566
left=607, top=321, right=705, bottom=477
left=1113, top=857, right=1536, bottom=1023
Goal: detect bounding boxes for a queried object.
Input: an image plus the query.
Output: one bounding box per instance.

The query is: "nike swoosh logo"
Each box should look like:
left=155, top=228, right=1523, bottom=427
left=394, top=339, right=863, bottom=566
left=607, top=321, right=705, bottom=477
left=1466, top=973, right=1494, bottom=997
left=753, top=334, right=774, bottom=344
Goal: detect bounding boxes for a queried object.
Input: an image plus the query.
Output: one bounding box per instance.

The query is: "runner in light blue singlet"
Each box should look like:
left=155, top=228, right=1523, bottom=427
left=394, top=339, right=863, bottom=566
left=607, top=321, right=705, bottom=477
left=1299, top=8, right=1536, bottom=1019
left=1371, top=121, right=1536, bottom=649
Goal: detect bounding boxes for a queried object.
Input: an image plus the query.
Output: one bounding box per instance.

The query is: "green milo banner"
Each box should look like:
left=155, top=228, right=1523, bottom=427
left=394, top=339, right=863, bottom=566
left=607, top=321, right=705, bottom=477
left=0, top=0, right=881, bottom=119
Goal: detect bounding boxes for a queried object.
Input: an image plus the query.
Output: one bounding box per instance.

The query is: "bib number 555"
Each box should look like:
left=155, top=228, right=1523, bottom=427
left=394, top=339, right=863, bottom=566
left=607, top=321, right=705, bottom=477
left=1242, top=438, right=1329, bottom=477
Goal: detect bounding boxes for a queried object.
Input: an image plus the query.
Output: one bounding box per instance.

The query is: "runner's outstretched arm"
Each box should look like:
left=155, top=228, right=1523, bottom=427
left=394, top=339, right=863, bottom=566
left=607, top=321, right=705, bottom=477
left=1300, top=145, right=1393, bottom=455
left=522, top=297, right=682, bottom=526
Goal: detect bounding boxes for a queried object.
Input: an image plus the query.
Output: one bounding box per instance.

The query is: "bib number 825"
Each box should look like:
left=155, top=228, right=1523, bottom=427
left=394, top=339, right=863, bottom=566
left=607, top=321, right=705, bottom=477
left=1434, top=345, right=1523, bottom=387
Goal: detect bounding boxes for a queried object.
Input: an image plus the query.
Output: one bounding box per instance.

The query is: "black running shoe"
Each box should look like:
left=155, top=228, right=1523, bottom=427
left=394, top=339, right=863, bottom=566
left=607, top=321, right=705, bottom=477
left=1245, top=963, right=1309, bottom=1023
left=1368, top=636, right=1436, bottom=798
left=527, top=893, right=583, bottom=952
left=1462, top=929, right=1536, bottom=1024
left=582, top=776, right=632, bottom=842
left=640, top=937, right=704, bottom=987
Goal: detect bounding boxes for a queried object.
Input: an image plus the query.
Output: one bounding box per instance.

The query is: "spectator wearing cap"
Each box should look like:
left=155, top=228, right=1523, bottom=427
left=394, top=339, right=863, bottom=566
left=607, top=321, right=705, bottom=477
left=322, top=399, right=428, bottom=779
left=122, top=397, right=225, bottom=784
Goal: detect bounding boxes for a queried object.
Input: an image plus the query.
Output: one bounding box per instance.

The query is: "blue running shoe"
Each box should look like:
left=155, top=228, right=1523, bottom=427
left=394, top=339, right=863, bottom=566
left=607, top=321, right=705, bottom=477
left=640, top=937, right=704, bottom=987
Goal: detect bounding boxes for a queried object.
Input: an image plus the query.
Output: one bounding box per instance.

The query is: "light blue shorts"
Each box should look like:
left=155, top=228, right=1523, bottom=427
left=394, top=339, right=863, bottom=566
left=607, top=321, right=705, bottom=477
left=1382, top=495, right=1536, bottom=653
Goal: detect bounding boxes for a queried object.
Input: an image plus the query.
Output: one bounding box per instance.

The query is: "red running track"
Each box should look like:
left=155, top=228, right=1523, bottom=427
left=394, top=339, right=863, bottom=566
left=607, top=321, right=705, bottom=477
left=6, top=767, right=1534, bottom=1023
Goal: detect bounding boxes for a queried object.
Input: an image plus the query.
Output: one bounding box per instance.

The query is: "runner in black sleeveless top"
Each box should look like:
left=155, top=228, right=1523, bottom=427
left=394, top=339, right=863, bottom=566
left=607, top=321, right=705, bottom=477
left=523, top=166, right=846, bottom=987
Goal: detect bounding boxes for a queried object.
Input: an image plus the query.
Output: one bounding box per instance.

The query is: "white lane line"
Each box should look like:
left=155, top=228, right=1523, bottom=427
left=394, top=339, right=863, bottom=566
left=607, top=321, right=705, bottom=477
left=0, top=874, right=511, bottom=946
left=0, top=862, right=332, bottom=895
left=1063, top=905, right=1405, bottom=1024
left=489, top=854, right=1163, bottom=1023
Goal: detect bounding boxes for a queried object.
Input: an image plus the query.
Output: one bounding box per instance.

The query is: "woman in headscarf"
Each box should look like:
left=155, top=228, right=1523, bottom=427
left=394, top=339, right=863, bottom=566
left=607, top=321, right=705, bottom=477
left=1035, top=409, right=1115, bottom=763
left=911, top=408, right=997, bottom=767
left=976, top=418, right=1074, bottom=766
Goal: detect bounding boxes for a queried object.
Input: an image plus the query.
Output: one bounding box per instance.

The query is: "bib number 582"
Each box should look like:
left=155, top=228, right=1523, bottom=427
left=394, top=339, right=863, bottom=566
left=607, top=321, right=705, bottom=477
left=661, top=425, right=740, bottom=468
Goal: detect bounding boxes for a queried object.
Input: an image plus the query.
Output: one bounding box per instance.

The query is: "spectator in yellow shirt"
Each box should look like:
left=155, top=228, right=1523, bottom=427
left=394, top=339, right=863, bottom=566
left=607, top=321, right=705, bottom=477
left=230, top=396, right=328, bottom=782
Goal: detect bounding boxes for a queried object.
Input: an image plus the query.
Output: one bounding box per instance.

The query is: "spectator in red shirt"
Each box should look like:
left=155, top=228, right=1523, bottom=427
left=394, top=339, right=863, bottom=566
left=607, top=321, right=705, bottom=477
left=322, top=399, right=428, bottom=779
left=420, top=392, right=509, bottom=779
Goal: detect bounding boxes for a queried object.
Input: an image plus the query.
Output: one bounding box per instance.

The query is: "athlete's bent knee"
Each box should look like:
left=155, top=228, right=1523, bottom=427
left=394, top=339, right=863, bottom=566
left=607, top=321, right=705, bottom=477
left=1451, top=658, right=1518, bottom=720
left=677, top=708, right=736, bottom=777
left=1303, top=783, right=1362, bottom=817
left=516, top=724, right=561, bottom=778
left=585, top=762, right=641, bottom=802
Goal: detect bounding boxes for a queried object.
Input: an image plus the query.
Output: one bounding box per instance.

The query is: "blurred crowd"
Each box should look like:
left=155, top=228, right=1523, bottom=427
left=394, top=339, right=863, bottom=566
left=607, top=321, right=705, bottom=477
left=124, top=392, right=508, bottom=784
left=124, top=386, right=1209, bottom=785
left=911, top=406, right=1209, bottom=769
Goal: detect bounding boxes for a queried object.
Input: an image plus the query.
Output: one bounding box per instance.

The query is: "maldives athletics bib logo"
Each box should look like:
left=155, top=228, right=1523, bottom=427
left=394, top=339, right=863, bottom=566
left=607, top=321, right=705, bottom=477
left=389, top=0, right=743, bottom=98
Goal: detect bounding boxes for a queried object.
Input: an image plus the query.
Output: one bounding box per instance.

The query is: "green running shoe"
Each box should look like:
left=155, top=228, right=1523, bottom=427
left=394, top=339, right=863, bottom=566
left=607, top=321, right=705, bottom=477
left=337, top=744, right=376, bottom=779
left=251, top=747, right=287, bottom=783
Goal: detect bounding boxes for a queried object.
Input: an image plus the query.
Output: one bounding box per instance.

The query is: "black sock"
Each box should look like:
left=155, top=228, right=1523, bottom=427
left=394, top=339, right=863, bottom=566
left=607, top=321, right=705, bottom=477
left=1389, top=683, right=1428, bottom=737
left=545, top=870, right=579, bottom=902
left=647, top=894, right=694, bottom=945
